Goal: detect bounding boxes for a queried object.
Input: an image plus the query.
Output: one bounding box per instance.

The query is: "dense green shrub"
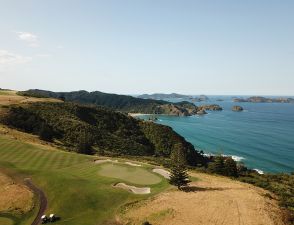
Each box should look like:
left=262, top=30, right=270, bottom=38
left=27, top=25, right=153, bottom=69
left=208, top=156, right=238, bottom=177
left=139, top=121, right=206, bottom=166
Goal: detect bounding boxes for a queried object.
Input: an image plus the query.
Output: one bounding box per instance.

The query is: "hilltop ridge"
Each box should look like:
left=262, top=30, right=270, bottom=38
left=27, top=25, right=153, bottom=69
left=18, top=89, right=221, bottom=116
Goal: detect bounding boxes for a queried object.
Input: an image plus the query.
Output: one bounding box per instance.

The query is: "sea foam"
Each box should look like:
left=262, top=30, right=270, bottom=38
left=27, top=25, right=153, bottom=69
left=203, top=153, right=245, bottom=162
left=253, top=169, right=264, bottom=175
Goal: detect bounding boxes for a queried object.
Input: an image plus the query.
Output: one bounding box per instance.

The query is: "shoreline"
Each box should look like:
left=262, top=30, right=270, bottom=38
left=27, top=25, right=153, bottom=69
left=128, top=113, right=152, bottom=117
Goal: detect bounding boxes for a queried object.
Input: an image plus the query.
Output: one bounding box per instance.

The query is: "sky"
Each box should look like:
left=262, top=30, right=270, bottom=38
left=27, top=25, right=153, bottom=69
left=0, top=0, right=293, bottom=95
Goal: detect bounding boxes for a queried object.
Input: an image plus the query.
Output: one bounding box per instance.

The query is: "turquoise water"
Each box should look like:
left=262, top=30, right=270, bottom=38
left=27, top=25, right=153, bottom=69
left=139, top=99, right=294, bottom=173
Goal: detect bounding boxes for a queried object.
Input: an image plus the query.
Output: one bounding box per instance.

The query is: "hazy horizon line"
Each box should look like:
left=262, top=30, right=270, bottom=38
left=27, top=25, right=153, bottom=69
left=2, top=87, right=294, bottom=97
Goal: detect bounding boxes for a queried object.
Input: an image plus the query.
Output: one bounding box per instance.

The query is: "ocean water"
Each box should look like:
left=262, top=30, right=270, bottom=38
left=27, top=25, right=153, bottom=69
left=139, top=97, right=294, bottom=173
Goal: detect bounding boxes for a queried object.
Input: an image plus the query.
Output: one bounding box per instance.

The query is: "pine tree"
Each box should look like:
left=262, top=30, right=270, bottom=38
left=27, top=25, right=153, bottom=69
left=169, top=143, right=190, bottom=190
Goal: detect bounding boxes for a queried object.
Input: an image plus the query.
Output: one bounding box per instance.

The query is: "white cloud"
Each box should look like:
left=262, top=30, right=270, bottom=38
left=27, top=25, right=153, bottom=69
left=0, top=50, right=31, bottom=66
left=16, top=31, right=40, bottom=47
left=36, top=53, right=51, bottom=58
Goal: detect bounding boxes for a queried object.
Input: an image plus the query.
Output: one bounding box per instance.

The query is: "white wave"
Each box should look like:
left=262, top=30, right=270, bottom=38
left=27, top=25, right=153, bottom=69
left=202, top=153, right=245, bottom=162
left=203, top=153, right=214, bottom=157
left=230, top=155, right=245, bottom=162
left=253, top=169, right=264, bottom=174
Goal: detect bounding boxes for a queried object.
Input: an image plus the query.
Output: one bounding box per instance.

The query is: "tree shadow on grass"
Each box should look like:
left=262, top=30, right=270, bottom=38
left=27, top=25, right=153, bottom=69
left=181, top=186, right=229, bottom=192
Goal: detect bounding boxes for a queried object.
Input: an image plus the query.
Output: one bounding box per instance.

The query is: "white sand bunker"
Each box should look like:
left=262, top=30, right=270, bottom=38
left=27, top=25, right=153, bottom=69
left=125, top=162, right=142, bottom=167
left=113, top=183, right=151, bottom=194
left=153, top=168, right=171, bottom=179
left=95, top=159, right=142, bottom=167
left=94, top=159, right=118, bottom=164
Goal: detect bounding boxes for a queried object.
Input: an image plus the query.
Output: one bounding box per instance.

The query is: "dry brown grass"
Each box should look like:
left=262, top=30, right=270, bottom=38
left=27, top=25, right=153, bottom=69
left=122, top=172, right=286, bottom=225
left=0, top=90, right=61, bottom=106
left=0, top=172, right=34, bottom=215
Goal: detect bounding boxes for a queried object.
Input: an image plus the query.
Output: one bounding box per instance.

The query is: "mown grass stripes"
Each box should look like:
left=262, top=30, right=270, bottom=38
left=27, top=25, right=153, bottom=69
left=0, top=137, right=89, bottom=171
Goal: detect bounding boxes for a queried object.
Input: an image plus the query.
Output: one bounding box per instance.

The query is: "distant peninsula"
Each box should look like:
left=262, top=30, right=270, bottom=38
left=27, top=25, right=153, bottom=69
left=138, top=93, right=209, bottom=102
left=18, top=90, right=220, bottom=117
left=233, top=96, right=294, bottom=103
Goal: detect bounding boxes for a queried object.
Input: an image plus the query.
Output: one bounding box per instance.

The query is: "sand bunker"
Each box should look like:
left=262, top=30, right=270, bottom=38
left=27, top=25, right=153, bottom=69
left=152, top=168, right=170, bottom=179
left=94, top=159, right=141, bottom=167
left=125, top=162, right=142, bottom=167
left=113, top=183, right=151, bottom=194
left=94, top=159, right=118, bottom=164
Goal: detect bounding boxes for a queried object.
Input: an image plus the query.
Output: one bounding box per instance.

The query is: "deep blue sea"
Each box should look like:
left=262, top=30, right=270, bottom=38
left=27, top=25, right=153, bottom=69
left=138, top=96, right=294, bottom=173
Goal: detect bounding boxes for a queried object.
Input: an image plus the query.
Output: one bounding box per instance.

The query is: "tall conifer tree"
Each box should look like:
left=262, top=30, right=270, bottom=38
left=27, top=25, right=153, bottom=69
left=169, top=144, right=191, bottom=190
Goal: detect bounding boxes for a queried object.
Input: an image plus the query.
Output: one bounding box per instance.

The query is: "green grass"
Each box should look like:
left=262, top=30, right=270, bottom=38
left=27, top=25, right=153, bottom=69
left=0, top=90, right=14, bottom=96
left=97, top=163, right=162, bottom=185
left=0, top=217, right=14, bottom=225
left=0, top=136, right=169, bottom=225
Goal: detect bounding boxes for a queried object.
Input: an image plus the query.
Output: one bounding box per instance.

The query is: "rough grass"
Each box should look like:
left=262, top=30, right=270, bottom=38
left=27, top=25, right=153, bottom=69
left=0, top=90, right=60, bottom=106
left=0, top=90, right=16, bottom=96
left=0, top=136, right=168, bottom=225
left=0, top=173, right=34, bottom=215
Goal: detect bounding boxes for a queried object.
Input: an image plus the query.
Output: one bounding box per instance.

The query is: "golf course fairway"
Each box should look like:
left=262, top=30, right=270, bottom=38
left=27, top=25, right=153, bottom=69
left=0, top=136, right=168, bottom=225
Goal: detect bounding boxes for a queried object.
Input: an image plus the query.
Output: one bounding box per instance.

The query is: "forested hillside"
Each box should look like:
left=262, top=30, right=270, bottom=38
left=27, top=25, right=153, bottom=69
left=18, top=89, right=200, bottom=115
left=1, top=102, right=206, bottom=165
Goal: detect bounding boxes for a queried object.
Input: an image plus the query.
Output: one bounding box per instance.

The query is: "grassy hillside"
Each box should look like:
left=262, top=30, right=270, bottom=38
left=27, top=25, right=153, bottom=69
left=1, top=102, right=206, bottom=166
left=0, top=89, right=60, bottom=106
left=0, top=136, right=168, bottom=225
left=18, top=89, right=200, bottom=115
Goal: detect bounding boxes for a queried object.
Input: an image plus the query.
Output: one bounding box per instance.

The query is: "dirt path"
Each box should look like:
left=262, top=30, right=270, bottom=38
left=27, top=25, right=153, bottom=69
left=123, top=172, right=286, bottom=225
left=24, top=178, right=47, bottom=225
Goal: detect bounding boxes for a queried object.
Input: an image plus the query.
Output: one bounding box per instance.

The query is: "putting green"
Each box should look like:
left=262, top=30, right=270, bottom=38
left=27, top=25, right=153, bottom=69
left=98, top=163, right=162, bottom=185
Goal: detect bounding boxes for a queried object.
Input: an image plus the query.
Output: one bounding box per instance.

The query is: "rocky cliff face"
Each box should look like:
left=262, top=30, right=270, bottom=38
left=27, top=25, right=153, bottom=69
left=198, top=104, right=223, bottom=111
left=232, top=105, right=244, bottom=111
left=155, top=104, right=191, bottom=116
left=154, top=103, right=222, bottom=116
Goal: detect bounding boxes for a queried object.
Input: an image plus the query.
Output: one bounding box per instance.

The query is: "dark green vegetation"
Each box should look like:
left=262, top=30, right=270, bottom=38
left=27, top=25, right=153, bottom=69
left=0, top=136, right=168, bottom=225
left=139, top=122, right=206, bottom=166
left=207, top=156, right=238, bottom=177
left=18, top=89, right=198, bottom=115
left=1, top=102, right=206, bottom=166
